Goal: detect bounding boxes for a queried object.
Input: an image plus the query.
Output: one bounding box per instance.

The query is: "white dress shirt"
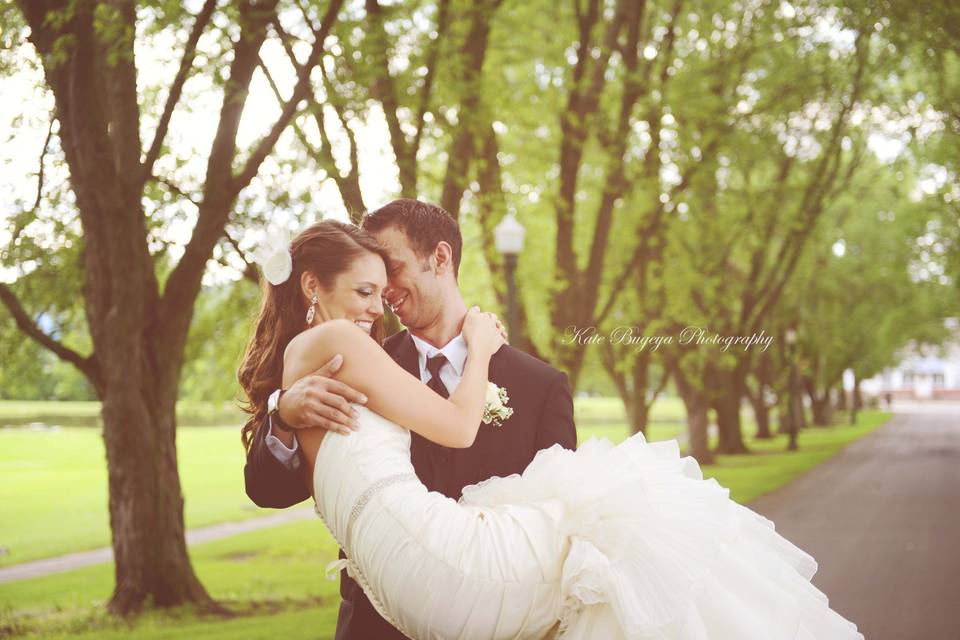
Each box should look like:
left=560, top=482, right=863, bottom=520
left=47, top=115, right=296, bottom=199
left=267, top=332, right=469, bottom=469
left=410, top=332, right=468, bottom=394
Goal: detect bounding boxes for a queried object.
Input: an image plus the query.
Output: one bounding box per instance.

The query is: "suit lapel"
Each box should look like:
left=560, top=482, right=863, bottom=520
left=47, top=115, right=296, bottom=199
left=388, top=330, right=421, bottom=379
left=488, top=346, right=508, bottom=385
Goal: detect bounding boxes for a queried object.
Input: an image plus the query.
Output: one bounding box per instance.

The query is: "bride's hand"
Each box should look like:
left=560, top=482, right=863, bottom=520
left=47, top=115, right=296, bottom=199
left=462, top=306, right=507, bottom=359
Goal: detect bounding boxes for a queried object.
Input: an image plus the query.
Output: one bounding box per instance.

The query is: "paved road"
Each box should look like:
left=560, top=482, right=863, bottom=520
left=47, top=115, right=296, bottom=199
left=750, top=402, right=960, bottom=640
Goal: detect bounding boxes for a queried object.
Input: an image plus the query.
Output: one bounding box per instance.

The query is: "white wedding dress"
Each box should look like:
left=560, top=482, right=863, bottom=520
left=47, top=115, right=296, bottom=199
left=312, top=405, right=863, bottom=640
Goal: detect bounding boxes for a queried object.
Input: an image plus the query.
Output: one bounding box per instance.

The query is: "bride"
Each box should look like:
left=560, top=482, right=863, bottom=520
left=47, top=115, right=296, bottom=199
left=238, top=219, right=863, bottom=639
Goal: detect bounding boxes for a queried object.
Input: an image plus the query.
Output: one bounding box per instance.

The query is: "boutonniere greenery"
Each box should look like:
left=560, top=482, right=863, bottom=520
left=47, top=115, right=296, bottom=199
left=482, top=382, right=514, bottom=427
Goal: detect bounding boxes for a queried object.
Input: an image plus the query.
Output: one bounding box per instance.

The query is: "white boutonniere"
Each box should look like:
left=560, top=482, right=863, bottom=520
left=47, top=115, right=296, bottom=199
left=482, top=382, right=514, bottom=427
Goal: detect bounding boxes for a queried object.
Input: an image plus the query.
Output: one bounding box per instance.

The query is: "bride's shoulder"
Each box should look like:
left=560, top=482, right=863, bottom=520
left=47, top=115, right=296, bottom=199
left=283, top=318, right=367, bottom=364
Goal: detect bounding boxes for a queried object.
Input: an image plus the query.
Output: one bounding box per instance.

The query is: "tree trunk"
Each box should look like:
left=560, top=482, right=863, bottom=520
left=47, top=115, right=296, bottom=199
left=746, top=355, right=774, bottom=439
left=822, top=391, right=834, bottom=425
left=671, top=362, right=714, bottom=465
left=682, top=390, right=713, bottom=465
left=339, top=176, right=366, bottom=223
left=102, top=385, right=214, bottom=614
left=835, top=385, right=848, bottom=410
left=806, top=377, right=832, bottom=426
left=624, top=391, right=651, bottom=436
left=713, top=392, right=749, bottom=453
left=602, top=343, right=661, bottom=437
left=795, top=390, right=808, bottom=430
left=749, top=391, right=772, bottom=439
left=849, top=374, right=862, bottom=425
left=776, top=401, right=790, bottom=435
left=709, top=366, right=749, bottom=454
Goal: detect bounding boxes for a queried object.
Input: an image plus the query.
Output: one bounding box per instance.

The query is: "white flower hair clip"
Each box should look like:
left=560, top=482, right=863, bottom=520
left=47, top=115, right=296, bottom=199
left=251, top=226, right=293, bottom=285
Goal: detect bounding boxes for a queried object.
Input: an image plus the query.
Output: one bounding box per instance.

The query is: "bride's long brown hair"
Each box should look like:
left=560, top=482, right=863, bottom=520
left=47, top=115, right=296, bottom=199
left=238, top=220, right=387, bottom=451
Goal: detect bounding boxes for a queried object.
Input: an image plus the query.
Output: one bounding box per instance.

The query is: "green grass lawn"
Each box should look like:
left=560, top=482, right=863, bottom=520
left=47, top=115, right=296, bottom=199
left=0, top=398, right=683, bottom=568
left=0, top=426, right=263, bottom=567
left=0, top=400, right=891, bottom=639
left=0, top=521, right=342, bottom=639
left=0, top=400, right=248, bottom=428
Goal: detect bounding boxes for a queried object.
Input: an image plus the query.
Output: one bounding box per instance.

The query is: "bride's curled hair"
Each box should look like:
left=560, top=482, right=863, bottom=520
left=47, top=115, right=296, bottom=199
left=238, top=220, right=387, bottom=451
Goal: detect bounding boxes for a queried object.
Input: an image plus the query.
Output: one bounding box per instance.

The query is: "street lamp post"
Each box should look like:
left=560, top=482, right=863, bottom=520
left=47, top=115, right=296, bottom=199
left=785, top=329, right=799, bottom=451
left=494, top=214, right=525, bottom=347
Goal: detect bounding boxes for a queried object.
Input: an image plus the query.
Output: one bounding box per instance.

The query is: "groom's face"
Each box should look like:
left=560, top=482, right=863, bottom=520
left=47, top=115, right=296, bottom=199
left=374, top=225, right=444, bottom=330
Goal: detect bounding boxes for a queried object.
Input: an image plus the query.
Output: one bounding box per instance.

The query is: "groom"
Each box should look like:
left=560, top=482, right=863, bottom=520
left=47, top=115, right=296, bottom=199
left=244, top=198, right=576, bottom=640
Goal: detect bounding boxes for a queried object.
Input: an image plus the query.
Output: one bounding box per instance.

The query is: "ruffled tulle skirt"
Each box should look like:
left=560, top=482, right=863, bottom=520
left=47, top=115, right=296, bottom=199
left=456, top=433, right=864, bottom=639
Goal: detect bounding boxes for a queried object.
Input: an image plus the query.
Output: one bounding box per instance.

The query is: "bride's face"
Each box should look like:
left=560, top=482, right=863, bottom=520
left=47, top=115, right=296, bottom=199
left=314, top=251, right=387, bottom=333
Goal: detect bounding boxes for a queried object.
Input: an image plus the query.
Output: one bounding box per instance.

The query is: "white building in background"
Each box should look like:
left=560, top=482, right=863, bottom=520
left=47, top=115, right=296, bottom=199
left=861, top=317, right=960, bottom=400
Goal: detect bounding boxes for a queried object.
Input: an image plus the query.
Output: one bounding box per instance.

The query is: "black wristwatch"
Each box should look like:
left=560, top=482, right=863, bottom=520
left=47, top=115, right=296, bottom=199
left=267, top=388, right=294, bottom=433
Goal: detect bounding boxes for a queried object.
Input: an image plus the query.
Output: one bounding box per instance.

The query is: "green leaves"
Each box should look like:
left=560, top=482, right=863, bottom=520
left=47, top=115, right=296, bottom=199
left=92, top=3, right=134, bottom=67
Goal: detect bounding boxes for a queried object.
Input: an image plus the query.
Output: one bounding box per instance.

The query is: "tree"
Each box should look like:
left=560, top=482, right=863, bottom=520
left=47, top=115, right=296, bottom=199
left=2, top=0, right=343, bottom=613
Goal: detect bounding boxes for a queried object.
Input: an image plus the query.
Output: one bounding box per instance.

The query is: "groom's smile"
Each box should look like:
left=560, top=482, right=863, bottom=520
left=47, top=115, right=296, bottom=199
left=386, top=292, right=408, bottom=316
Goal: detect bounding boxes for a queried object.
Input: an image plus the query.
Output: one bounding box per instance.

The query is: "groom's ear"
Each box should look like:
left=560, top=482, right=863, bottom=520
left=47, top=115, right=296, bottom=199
left=432, top=241, right=454, bottom=277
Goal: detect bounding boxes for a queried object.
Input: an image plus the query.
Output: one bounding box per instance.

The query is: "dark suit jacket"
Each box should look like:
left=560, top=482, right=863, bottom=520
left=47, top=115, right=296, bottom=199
left=244, top=330, right=577, bottom=640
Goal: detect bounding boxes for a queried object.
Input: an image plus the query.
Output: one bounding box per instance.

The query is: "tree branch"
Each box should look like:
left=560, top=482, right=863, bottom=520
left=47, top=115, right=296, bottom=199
left=140, top=0, right=218, bottom=183
left=315, top=63, right=366, bottom=217
left=747, top=32, right=871, bottom=332
left=10, top=115, right=55, bottom=248
left=582, top=0, right=651, bottom=299
left=439, top=0, right=502, bottom=216
left=554, top=0, right=626, bottom=288
left=0, top=282, right=102, bottom=391
left=268, top=14, right=366, bottom=216
left=594, top=133, right=716, bottom=327
left=365, top=0, right=416, bottom=196
left=151, top=175, right=200, bottom=208
left=411, top=0, right=452, bottom=159
left=159, top=0, right=282, bottom=341
left=33, top=116, right=55, bottom=212
left=161, top=0, right=343, bottom=340
left=230, top=0, right=344, bottom=196
left=223, top=228, right=259, bottom=284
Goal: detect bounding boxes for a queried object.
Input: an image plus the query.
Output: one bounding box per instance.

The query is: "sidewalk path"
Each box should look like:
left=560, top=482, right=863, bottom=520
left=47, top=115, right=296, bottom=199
left=749, top=402, right=960, bottom=640
left=0, top=507, right=315, bottom=584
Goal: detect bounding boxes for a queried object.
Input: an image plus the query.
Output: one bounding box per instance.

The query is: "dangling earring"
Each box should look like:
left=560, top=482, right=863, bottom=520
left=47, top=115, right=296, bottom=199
left=306, top=293, right=318, bottom=325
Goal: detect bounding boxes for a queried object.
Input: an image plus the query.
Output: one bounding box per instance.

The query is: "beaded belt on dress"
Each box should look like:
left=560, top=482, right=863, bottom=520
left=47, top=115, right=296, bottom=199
left=314, top=471, right=419, bottom=529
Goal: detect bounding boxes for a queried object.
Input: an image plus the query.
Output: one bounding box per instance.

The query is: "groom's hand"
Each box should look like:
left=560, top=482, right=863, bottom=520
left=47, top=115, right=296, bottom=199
left=278, top=354, right=367, bottom=436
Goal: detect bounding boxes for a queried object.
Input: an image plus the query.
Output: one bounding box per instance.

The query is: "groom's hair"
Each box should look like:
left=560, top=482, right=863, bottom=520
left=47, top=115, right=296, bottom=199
left=362, top=199, right=462, bottom=279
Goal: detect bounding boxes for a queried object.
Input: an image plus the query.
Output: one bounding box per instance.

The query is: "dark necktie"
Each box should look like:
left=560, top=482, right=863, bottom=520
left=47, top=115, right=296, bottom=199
left=423, top=353, right=455, bottom=489
left=426, top=354, right=450, bottom=399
